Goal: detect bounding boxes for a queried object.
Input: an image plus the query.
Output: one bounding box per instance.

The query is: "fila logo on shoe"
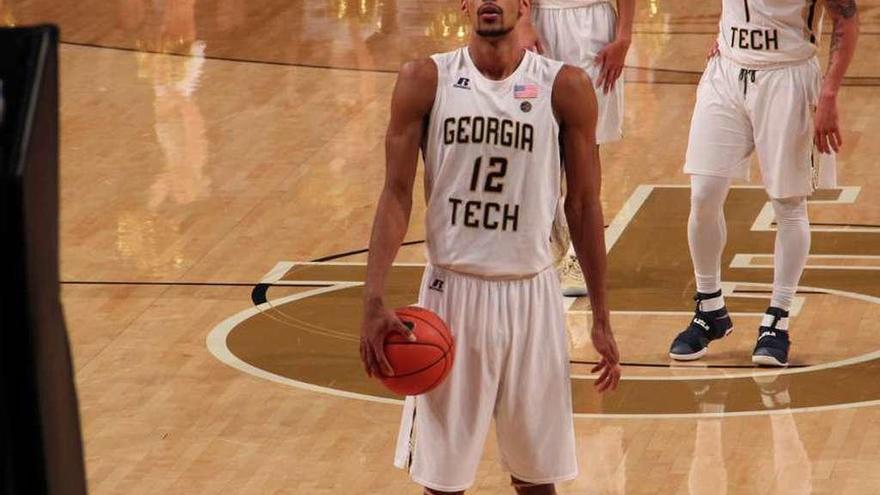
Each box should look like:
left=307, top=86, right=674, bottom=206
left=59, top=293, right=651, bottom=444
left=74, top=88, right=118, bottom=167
left=694, top=318, right=710, bottom=331
left=759, top=331, right=777, bottom=340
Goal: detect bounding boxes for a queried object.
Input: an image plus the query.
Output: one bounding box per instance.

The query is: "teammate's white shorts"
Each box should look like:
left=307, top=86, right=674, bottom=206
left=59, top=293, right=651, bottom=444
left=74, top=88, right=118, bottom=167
left=394, top=264, right=577, bottom=492
left=684, top=55, right=837, bottom=199
left=533, top=1, right=624, bottom=144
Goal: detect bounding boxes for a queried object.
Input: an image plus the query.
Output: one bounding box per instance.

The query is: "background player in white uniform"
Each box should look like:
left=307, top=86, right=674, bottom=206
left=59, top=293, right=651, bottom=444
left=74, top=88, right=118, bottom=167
left=669, top=0, right=859, bottom=367
left=360, top=0, right=621, bottom=493
left=515, top=0, right=634, bottom=296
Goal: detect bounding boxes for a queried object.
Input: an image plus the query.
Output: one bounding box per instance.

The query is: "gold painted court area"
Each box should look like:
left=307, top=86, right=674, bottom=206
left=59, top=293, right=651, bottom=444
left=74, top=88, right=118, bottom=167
left=6, top=0, right=880, bottom=493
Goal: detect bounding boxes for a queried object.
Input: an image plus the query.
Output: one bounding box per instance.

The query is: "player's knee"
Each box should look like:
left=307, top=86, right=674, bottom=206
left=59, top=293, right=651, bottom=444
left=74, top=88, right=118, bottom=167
left=771, top=197, right=808, bottom=225
left=689, top=175, right=730, bottom=218
left=510, top=477, right=556, bottom=494
left=689, top=187, right=724, bottom=221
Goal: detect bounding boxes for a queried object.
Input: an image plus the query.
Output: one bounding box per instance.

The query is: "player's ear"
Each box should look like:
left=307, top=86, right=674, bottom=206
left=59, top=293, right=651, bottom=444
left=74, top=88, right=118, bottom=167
left=460, top=0, right=468, bottom=15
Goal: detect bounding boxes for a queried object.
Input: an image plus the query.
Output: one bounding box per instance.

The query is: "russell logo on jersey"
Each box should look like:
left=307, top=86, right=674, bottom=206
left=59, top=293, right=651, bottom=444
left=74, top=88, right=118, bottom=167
left=453, top=77, right=471, bottom=90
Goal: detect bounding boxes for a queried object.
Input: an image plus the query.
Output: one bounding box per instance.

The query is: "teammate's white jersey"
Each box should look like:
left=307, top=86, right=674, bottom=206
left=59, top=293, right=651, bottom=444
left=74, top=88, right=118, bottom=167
left=532, top=0, right=611, bottom=8
left=718, top=0, right=824, bottom=68
left=424, top=48, right=564, bottom=278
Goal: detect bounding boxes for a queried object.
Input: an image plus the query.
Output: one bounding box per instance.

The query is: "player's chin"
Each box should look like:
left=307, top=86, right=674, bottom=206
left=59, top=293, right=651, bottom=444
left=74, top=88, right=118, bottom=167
left=475, top=25, right=513, bottom=38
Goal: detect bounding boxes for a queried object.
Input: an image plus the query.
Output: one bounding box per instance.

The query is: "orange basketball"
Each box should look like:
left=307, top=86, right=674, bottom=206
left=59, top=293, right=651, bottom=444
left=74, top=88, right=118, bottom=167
left=379, top=306, right=455, bottom=396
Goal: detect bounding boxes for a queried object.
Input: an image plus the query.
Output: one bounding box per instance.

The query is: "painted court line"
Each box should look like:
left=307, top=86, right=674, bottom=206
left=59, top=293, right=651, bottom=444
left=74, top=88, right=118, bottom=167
left=206, top=186, right=880, bottom=418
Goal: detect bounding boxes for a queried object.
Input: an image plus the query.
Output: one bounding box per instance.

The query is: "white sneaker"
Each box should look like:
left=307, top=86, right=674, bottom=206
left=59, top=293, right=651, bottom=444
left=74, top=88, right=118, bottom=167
left=557, top=255, right=588, bottom=297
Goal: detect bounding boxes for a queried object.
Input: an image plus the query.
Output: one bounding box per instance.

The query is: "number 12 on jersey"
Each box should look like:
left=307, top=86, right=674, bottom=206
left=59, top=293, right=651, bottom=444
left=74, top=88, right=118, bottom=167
left=469, top=156, right=508, bottom=193
left=449, top=155, right=520, bottom=232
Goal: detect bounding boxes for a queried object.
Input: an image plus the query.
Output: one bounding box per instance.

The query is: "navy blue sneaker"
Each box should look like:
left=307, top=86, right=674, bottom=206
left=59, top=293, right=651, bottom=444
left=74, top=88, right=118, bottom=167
left=669, top=290, right=734, bottom=361
left=752, top=307, right=791, bottom=367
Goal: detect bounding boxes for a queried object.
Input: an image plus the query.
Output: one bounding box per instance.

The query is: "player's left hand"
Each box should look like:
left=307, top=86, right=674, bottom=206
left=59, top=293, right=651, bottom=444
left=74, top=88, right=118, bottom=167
left=814, top=92, right=842, bottom=154
left=590, top=319, right=621, bottom=393
left=517, top=20, right=544, bottom=54
left=595, top=38, right=630, bottom=94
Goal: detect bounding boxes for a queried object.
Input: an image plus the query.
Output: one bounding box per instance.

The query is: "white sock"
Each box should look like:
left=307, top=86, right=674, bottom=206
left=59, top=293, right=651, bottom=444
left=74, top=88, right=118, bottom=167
left=761, top=313, right=790, bottom=330
left=700, top=294, right=726, bottom=312
left=770, top=197, right=810, bottom=312
left=688, top=175, right=732, bottom=295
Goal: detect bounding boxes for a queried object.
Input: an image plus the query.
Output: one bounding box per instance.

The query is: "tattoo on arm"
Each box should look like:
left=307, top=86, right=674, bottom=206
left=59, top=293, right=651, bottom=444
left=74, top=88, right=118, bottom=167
left=828, top=0, right=857, bottom=56
left=822, top=0, right=858, bottom=84
left=826, top=0, right=857, bottom=19
left=830, top=20, right=844, bottom=54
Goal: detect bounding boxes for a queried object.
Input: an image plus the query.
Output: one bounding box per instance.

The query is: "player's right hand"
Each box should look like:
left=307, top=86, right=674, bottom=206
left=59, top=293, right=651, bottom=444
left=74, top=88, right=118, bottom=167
left=595, top=39, right=629, bottom=94
left=360, top=302, right=416, bottom=378
left=814, top=92, right=842, bottom=154
left=590, top=320, right=621, bottom=393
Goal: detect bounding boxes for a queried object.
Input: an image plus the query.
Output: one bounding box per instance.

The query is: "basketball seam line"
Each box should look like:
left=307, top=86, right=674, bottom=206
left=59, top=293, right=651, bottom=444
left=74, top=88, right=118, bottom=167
left=383, top=344, right=450, bottom=379
left=398, top=309, right=454, bottom=348
left=422, top=354, right=453, bottom=394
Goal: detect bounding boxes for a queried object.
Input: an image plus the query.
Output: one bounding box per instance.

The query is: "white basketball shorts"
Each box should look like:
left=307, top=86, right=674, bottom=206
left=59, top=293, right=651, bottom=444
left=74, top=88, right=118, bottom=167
left=684, top=55, right=837, bottom=199
left=533, top=1, right=624, bottom=144
left=393, top=264, right=577, bottom=492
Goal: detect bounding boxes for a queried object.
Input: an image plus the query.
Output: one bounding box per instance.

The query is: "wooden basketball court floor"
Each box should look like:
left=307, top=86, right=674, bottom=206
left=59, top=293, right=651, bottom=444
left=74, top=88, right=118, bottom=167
left=5, top=0, right=880, bottom=493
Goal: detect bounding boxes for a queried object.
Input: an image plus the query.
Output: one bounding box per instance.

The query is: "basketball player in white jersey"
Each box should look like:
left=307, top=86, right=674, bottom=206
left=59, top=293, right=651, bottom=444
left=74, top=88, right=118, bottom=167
left=669, top=0, right=859, bottom=366
left=360, top=0, right=621, bottom=492
left=516, top=0, right=634, bottom=297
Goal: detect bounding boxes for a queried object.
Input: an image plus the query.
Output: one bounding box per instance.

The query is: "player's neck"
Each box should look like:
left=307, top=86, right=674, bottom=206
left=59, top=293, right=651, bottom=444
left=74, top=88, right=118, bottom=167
left=467, top=36, right=525, bottom=81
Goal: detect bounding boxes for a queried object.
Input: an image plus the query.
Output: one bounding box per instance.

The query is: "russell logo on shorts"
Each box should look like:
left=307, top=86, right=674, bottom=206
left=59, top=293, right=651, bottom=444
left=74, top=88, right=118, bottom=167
left=429, top=278, right=445, bottom=293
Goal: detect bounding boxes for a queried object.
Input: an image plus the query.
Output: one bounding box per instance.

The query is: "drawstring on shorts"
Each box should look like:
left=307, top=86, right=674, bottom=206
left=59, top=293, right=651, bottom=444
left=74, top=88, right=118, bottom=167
left=738, top=68, right=757, bottom=97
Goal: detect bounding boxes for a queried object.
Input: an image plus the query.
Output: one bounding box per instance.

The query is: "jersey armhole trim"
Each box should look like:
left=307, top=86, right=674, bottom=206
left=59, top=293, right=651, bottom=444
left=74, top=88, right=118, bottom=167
left=426, top=55, right=441, bottom=118
left=421, top=55, right=442, bottom=161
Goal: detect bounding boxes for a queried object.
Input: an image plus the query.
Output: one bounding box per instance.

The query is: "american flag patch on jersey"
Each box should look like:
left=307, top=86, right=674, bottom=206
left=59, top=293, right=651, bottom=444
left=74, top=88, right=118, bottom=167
left=514, top=83, right=539, bottom=99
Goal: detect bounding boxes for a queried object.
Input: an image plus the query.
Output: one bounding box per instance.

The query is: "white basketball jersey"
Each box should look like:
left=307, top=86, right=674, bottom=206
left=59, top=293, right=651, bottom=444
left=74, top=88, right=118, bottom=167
left=532, top=0, right=611, bottom=8
left=423, top=48, right=564, bottom=278
left=718, top=0, right=824, bottom=68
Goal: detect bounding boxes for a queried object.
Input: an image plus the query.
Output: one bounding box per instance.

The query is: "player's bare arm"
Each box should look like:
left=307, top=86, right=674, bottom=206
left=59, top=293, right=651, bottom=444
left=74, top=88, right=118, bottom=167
left=595, top=0, right=634, bottom=94
left=815, top=0, right=859, bottom=154
left=360, top=58, right=437, bottom=378
left=552, top=65, right=621, bottom=392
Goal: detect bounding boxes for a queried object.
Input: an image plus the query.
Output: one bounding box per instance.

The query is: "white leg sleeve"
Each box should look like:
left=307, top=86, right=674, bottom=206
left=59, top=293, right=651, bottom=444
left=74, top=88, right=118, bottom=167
left=688, top=175, right=733, bottom=294
left=770, top=197, right=810, bottom=313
